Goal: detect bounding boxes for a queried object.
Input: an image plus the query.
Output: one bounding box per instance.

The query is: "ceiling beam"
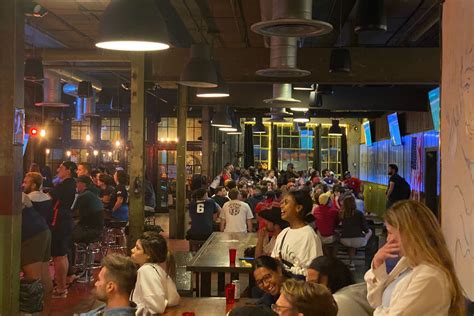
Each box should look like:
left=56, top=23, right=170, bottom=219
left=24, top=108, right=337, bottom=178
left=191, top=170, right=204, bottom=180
left=30, top=47, right=440, bottom=84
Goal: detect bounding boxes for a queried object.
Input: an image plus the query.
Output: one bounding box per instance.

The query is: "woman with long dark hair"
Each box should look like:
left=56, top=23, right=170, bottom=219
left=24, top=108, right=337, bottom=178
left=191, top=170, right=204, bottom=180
left=271, top=190, right=323, bottom=277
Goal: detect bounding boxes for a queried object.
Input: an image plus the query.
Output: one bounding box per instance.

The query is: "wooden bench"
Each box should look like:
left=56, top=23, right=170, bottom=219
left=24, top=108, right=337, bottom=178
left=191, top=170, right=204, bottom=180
left=174, top=251, right=194, bottom=297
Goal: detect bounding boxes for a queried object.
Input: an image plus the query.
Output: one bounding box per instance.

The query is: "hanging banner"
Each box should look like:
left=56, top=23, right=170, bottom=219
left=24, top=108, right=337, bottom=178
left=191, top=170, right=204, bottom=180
left=410, top=136, right=424, bottom=201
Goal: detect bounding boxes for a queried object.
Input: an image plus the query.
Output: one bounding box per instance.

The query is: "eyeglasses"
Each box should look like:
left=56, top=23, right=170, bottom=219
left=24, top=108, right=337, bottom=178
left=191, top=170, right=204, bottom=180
left=271, top=304, right=295, bottom=313
left=255, top=273, right=272, bottom=288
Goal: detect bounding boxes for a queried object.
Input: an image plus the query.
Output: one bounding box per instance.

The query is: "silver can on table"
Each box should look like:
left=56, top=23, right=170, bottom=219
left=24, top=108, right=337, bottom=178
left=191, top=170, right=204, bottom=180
left=232, top=280, right=240, bottom=300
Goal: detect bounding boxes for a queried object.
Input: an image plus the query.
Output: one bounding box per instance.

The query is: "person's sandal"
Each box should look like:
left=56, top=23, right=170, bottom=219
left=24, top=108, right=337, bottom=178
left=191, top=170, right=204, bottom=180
left=52, top=287, right=68, bottom=299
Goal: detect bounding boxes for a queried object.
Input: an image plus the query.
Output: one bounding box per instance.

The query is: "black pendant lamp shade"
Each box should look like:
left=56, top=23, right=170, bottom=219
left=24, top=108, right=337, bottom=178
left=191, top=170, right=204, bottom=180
left=24, top=58, right=44, bottom=81
left=180, top=44, right=218, bottom=88
left=96, top=0, right=170, bottom=51
left=78, top=81, right=93, bottom=97
left=253, top=117, right=266, bottom=134
left=328, top=120, right=343, bottom=136
left=196, top=61, right=229, bottom=97
left=354, top=0, right=387, bottom=33
left=211, top=107, right=232, bottom=128
left=329, top=48, right=351, bottom=73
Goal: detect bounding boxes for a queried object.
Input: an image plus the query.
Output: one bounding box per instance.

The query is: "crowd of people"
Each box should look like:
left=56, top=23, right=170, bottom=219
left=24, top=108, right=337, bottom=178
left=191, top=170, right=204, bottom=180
left=19, top=159, right=468, bottom=316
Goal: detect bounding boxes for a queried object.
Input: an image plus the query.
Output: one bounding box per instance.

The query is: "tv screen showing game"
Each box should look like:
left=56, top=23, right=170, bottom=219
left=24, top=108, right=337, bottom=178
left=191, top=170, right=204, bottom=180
left=363, top=121, right=373, bottom=146
left=428, top=87, right=440, bottom=131
left=387, top=113, right=402, bottom=146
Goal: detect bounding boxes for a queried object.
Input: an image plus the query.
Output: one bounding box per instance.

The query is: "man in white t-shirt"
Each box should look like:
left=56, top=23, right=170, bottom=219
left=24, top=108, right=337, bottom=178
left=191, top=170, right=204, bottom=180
left=220, top=188, right=254, bottom=233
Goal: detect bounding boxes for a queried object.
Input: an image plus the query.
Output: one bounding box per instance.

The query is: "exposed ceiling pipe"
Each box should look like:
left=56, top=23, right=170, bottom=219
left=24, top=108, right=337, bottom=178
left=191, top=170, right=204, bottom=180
left=256, top=37, right=310, bottom=77
left=258, top=0, right=272, bottom=47
left=403, top=2, right=440, bottom=44
left=47, top=68, right=102, bottom=92
left=35, top=70, right=69, bottom=107
left=264, top=83, right=300, bottom=106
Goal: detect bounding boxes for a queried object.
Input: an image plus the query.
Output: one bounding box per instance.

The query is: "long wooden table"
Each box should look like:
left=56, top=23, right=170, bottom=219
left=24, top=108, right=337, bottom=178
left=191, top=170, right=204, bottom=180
left=186, top=232, right=257, bottom=297
left=162, top=298, right=257, bottom=316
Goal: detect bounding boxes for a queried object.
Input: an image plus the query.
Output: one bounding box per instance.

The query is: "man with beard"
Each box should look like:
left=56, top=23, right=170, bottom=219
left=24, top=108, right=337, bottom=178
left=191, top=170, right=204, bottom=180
left=386, top=164, right=410, bottom=209
left=76, top=254, right=137, bottom=315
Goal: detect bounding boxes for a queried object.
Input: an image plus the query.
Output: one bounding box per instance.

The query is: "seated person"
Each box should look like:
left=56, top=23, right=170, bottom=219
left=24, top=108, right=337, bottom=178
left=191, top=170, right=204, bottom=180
left=97, top=174, right=116, bottom=213
left=312, top=191, right=340, bottom=244
left=220, top=188, right=254, bottom=233
left=306, top=256, right=354, bottom=293
left=130, top=232, right=180, bottom=315
left=253, top=256, right=291, bottom=307
left=274, top=279, right=338, bottom=316
left=72, top=176, right=104, bottom=244
left=186, top=188, right=220, bottom=241
left=76, top=254, right=137, bottom=316
left=211, top=186, right=230, bottom=208
left=255, top=207, right=288, bottom=258
left=112, top=170, right=129, bottom=221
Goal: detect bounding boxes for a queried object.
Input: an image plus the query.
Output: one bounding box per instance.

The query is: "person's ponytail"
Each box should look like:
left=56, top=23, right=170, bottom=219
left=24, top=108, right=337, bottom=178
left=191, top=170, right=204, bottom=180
left=165, top=250, right=177, bottom=281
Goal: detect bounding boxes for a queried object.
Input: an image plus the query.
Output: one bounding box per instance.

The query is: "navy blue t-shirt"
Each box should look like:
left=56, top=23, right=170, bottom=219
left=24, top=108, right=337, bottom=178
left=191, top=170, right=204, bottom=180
left=187, top=198, right=219, bottom=239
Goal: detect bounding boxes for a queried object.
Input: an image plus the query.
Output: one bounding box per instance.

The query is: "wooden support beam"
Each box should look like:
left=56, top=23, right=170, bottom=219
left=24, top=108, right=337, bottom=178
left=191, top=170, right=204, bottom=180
left=170, top=85, right=187, bottom=239
left=0, top=0, right=23, bottom=314
left=33, top=47, right=439, bottom=84
left=128, top=53, right=146, bottom=249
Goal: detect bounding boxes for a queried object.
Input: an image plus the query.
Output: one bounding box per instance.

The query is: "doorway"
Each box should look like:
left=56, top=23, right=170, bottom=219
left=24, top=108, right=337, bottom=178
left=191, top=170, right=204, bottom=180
left=424, top=148, right=439, bottom=219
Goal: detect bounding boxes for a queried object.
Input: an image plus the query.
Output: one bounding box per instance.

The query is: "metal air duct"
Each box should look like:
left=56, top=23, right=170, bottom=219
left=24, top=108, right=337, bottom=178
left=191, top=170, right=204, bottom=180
left=264, top=83, right=301, bottom=105
left=256, top=37, right=310, bottom=77
left=35, top=70, right=69, bottom=107
left=251, top=0, right=332, bottom=37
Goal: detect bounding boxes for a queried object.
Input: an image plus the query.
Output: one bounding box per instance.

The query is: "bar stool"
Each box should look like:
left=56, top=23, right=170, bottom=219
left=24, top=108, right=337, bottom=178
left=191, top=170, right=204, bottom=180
left=102, top=221, right=128, bottom=256
left=74, top=241, right=102, bottom=283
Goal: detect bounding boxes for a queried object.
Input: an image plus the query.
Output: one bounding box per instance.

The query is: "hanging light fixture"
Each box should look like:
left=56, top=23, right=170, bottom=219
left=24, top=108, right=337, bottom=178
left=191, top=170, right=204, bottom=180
left=196, top=61, right=229, bottom=98
left=330, top=48, right=351, bottom=73
left=227, top=121, right=242, bottom=135
left=253, top=117, right=266, bottom=134
left=180, top=44, right=218, bottom=88
left=24, top=58, right=44, bottom=81
left=211, top=107, right=232, bottom=128
left=328, top=120, right=343, bottom=136
left=96, top=0, right=170, bottom=51
left=78, top=81, right=93, bottom=97
left=293, top=111, right=309, bottom=123
left=330, top=2, right=351, bottom=73
left=293, top=83, right=315, bottom=91
left=354, top=0, right=387, bottom=33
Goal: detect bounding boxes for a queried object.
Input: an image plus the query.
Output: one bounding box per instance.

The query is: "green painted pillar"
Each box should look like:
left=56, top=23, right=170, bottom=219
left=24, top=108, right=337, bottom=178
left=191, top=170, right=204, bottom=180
left=128, top=53, right=146, bottom=249
left=0, top=0, right=24, bottom=314
left=170, top=84, right=187, bottom=239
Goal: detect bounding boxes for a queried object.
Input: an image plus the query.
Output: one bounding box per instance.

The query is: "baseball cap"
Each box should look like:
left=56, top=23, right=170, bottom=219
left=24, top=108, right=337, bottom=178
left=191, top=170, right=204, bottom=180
left=318, top=191, right=332, bottom=205
left=259, top=207, right=289, bottom=229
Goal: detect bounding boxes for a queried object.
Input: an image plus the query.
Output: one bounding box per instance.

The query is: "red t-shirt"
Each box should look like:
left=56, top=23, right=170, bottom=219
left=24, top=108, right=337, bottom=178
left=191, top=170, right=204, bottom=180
left=313, top=204, right=340, bottom=237
left=344, top=177, right=362, bottom=194
left=256, top=198, right=273, bottom=231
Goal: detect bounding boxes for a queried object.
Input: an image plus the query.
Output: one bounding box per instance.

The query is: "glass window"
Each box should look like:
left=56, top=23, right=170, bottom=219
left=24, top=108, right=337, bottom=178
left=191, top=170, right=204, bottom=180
left=101, top=117, right=121, bottom=141
left=71, top=117, right=91, bottom=140
left=252, top=124, right=270, bottom=165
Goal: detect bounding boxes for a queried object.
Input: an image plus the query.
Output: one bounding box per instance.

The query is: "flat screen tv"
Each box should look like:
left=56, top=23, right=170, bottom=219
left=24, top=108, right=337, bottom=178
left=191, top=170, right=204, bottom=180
left=387, top=113, right=402, bottom=146
left=363, top=121, right=373, bottom=146
left=428, top=87, right=440, bottom=131
left=300, top=129, right=313, bottom=149
left=22, top=134, right=29, bottom=156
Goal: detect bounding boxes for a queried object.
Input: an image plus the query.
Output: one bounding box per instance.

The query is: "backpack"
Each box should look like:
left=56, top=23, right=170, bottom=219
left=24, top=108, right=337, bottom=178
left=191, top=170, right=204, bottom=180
left=399, top=177, right=411, bottom=200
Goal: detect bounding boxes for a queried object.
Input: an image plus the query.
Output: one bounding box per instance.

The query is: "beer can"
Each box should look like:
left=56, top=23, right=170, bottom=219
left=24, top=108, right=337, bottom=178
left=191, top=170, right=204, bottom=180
left=232, top=280, right=240, bottom=300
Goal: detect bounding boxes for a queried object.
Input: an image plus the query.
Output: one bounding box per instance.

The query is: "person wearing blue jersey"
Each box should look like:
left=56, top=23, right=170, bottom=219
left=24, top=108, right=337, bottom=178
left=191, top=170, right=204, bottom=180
left=186, top=188, right=221, bottom=241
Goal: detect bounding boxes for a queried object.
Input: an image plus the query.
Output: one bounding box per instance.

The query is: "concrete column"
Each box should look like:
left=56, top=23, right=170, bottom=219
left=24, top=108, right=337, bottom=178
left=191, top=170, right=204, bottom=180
left=128, top=53, right=146, bottom=249
left=170, top=84, right=187, bottom=239
left=201, top=106, right=211, bottom=178
left=0, top=0, right=23, bottom=313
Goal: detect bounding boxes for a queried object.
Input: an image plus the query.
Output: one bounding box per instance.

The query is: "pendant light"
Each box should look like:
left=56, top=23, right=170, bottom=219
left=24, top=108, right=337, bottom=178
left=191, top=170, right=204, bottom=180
left=253, top=117, right=266, bottom=134
left=96, top=0, right=170, bottom=51
left=328, top=120, right=343, bottom=136
left=293, top=111, right=309, bottom=123
left=293, top=83, right=315, bottom=91
left=211, top=107, right=232, bottom=128
left=180, top=44, right=218, bottom=88
left=329, top=2, right=351, bottom=73
left=24, top=58, right=44, bottom=81
left=196, top=61, right=229, bottom=97
left=227, top=121, right=242, bottom=135
left=219, top=117, right=239, bottom=132
left=355, top=0, right=387, bottom=33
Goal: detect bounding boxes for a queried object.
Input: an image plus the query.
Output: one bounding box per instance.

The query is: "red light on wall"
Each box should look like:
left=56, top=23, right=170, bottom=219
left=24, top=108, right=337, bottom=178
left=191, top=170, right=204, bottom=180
left=29, top=127, right=39, bottom=136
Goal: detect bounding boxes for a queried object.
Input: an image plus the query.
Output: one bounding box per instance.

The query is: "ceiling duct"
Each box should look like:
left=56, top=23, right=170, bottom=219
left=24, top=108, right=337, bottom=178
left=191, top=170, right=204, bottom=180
left=251, top=0, right=333, bottom=37
left=82, top=95, right=98, bottom=117
left=266, top=107, right=292, bottom=122
left=35, top=70, right=69, bottom=107
left=256, top=37, right=310, bottom=77
left=264, top=83, right=301, bottom=106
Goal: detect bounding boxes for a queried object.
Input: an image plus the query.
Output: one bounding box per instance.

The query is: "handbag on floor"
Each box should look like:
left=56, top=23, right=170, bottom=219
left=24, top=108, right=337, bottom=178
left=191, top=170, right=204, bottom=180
left=19, top=279, right=44, bottom=313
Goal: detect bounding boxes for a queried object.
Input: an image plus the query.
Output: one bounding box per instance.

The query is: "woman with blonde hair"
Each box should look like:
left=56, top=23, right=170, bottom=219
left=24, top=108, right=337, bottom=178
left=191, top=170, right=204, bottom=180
left=365, top=200, right=465, bottom=316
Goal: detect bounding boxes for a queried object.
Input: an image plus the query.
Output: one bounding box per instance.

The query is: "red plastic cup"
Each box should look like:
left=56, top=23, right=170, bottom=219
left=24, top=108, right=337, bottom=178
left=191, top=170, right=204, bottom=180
left=225, top=283, right=236, bottom=305
left=229, top=248, right=237, bottom=265
left=182, top=313, right=195, bottom=316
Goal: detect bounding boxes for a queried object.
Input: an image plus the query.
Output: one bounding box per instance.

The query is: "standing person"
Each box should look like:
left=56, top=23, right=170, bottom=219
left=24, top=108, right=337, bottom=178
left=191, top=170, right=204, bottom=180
left=20, top=193, right=53, bottom=296
left=339, top=195, right=372, bottom=270
left=212, top=186, right=230, bottom=208
left=255, top=207, right=288, bottom=257
left=23, top=172, right=53, bottom=227
left=48, top=161, right=77, bottom=298
left=271, top=190, right=323, bottom=277
left=279, top=163, right=298, bottom=186
left=274, top=279, right=338, bottom=316
left=77, top=162, right=100, bottom=195
left=263, top=169, right=278, bottom=187
left=386, top=164, right=410, bottom=209
left=112, top=169, right=129, bottom=221
left=365, top=200, right=465, bottom=316
left=220, top=188, right=254, bottom=233
left=343, top=171, right=364, bottom=199
left=186, top=188, right=221, bottom=241
left=130, top=232, right=180, bottom=315
left=245, top=185, right=265, bottom=215
left=77, top=254, right=138, bottom=316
